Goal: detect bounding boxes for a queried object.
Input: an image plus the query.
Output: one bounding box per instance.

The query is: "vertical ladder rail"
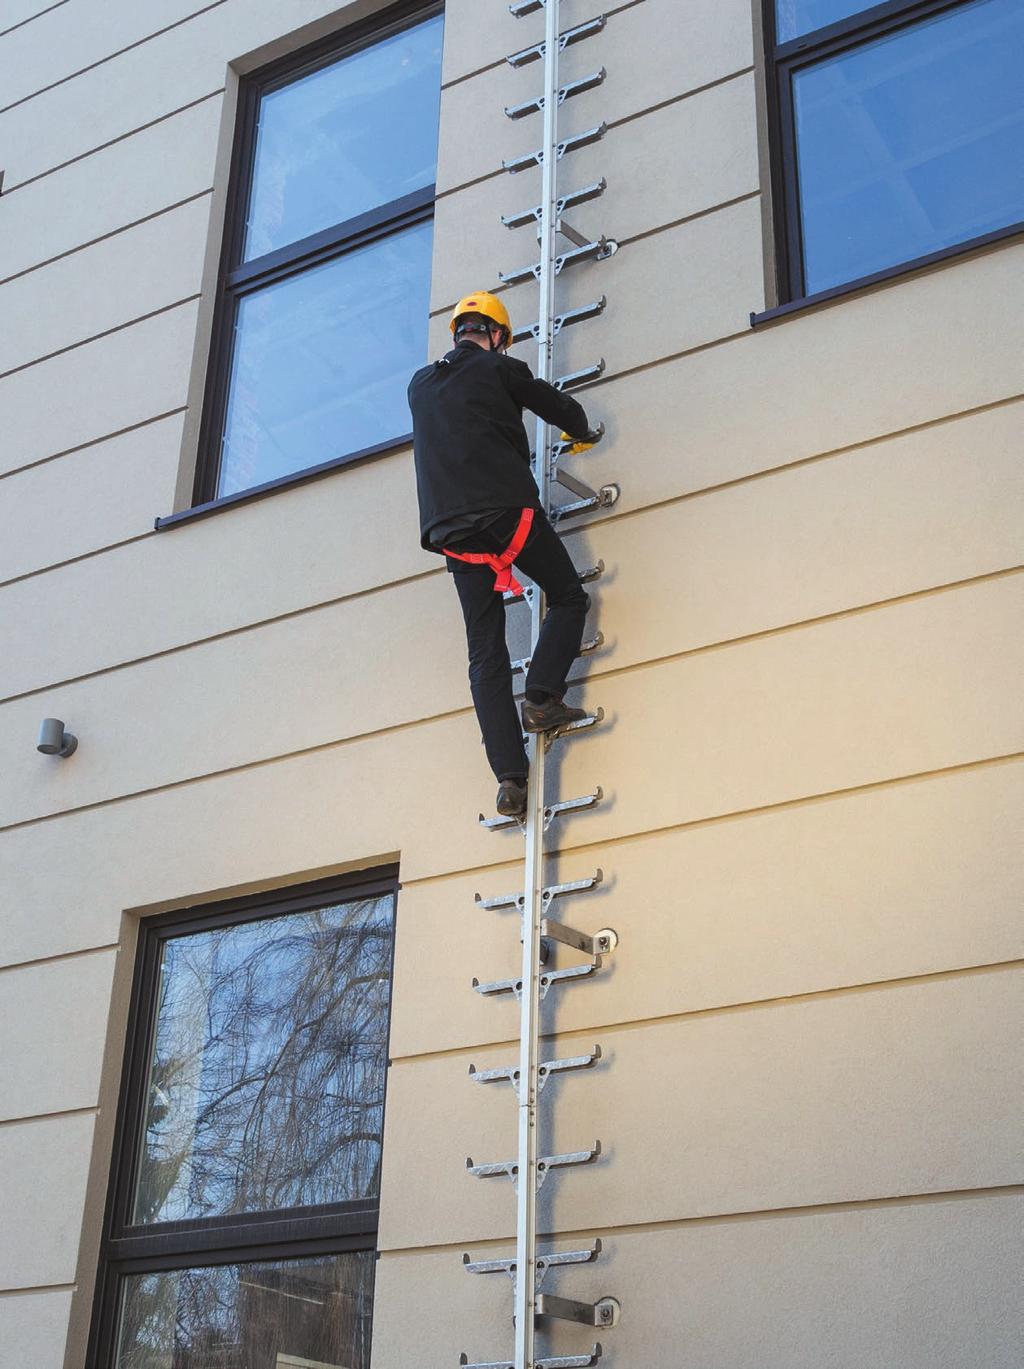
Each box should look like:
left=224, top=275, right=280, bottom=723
left=514, top=2, right=562, bottom=1363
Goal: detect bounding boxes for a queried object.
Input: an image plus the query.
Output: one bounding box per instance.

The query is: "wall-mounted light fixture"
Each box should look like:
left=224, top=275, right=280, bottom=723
left=37, top=718, right=77, bottom=758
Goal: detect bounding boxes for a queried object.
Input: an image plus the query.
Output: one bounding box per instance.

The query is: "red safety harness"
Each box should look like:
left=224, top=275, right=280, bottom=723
left=443, top=506, right=535, bottom=595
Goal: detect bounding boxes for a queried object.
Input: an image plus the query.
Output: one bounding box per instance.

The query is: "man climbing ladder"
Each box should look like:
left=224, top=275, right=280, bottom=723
left=409, top=290, right=601, bottom=818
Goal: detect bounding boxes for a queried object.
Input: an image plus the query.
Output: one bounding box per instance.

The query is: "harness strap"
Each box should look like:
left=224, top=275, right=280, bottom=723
left=443, top=507, right=535, bottom=594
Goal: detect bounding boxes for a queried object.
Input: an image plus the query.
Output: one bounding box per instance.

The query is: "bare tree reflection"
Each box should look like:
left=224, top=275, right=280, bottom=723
left=134, top=896, right=393, bottom=1223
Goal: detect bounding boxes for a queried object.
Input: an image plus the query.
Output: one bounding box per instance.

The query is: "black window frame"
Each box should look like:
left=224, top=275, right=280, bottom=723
left=86, top=866, right=400, bottom=1368
left=758, top=0, right=1024, bottom=321
left=190, top=0, right=444, bottom=513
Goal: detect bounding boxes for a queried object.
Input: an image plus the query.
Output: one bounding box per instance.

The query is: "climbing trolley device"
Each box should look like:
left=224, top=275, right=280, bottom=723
left=462, top=4, right=622, bottom=1368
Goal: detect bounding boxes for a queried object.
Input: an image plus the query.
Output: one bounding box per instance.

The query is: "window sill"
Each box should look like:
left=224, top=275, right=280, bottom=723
left=154, top=432, right=413, bottom=531
left=750, top=220, right=1024, bottom=328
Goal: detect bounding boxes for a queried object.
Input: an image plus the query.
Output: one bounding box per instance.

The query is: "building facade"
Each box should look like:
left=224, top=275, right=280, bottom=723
left=1, top=0, right=1022, bottom=1366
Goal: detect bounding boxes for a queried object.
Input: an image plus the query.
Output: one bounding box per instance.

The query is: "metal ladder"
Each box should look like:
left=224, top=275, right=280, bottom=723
left=462, top=5, right=620, bottom=1367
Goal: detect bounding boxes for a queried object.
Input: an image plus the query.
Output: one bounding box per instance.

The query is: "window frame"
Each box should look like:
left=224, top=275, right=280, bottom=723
left=759, top=0, right=1024, bottom=318
left=191, top=0, right=444, bottom=510
left=86, top=866, right=400, bottom=1368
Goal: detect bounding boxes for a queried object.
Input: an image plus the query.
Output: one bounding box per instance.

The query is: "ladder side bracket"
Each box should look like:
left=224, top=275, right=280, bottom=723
left=506, top=16, right=606, bottom=67
left=502, top=179, right=606, bottom=230
left=503, top=121, right=607, bottom=174
left=505, top=67, right=605, bottom=119
left=549, top=482, right=619, bottom=524
left=541, top=917, right=618, bottom=957
left=536, top=1295, right=621, bottom=1329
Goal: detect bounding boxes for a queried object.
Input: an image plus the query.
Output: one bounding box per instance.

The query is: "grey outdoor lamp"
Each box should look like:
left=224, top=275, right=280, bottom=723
left=37, top=718, right=77, bottom=758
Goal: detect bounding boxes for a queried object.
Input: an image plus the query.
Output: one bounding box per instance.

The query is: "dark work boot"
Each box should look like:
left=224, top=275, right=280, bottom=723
left=496, top=777, right=528, bottom=817
left=520, top=697, right=588, bottom=735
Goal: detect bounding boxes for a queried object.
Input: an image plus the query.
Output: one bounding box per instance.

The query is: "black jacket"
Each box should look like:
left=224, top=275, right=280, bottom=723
left=408, top=340, right=590, bottom=550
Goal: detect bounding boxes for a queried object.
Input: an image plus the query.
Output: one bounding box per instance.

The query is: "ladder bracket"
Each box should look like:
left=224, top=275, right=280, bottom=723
left=502, top=179, right=607, bottom=231
left=554, top=358, right=606, bottom=390
left=480, top=787, right=602, bottom=833
left=467, top=1142, right=601, bottom=1191
left=500, top=235, right=617, bottom=287
left=541, top=917, right=618, bottom=957
left=537, top=1294, right=621, bottom=1329
left=550, top=482, right=619, bottom=523
left=503, top=121, right=607, bottom=174
left=463, top=1239, right=602, bottom=1290
left=505, top=67, right=606, bottom=120
left=474, top=869, right=602, bottom=914
left=512, top=296, right=606, bottom=345
left=506, top=16, right=606, bottom=68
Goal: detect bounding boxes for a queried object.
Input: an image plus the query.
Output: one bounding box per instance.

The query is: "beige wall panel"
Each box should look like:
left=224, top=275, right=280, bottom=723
left=2, top=580, right=1019, bottom=964
left=0, top=449, right=428, bottom=702
left=389, top=763, right=1024, bottom=1058
left=430, top=195, right=764, bottom=381
left=0, top=950, right=117, bottom=1121
left=0, top=414, right=183, bottom=585
left=4, top=415, right=1020, bottom=822
left=0, top=0, right=219, bottom=109
left=378, top=968, right=1024, bottom=1248
left=0, top=0, right=390, bottom=188
left=436, top=0, right=754, bottom=193
left=0, top=97, right=220, bottom=281
left=558, top=245, right=1024, bottom=519
left=430, top=72, right=759, bottom=311
left=1, top=301, right=197, bottom=478
left=0, top=1289, right=74, bottom=1369
left=374, top=1194, right=1024, bottom=1368
left=0, top=1112, right=94, bottom=1287
left=0, top=196, right=210, bottom=374
left=0, top=709, right=505, bottom=969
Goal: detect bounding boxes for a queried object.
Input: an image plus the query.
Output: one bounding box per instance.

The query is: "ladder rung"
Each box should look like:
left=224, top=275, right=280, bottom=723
left=512, top=296, right=606, bottom=345
left=543, top=707, right=603, bottom=751
left=472, top=960, right=599, bottom=998
left=467, top=1142, right=601, bottom=1187
left=511, top=631, right=603, bottom=677
left=503, top=560, right=603, bottom=606
left=509, top=0, right=544, bottom=15
left=462, top=1239, right=601, bottom=1279
left=505, top=67, right=605, bottom=119
left=554, top=358, right=606, bottom=390
left=545, top=419, right=605, bottom=463
left=469, top=1049, right=599, bottom=1090
left=475, top=869, right=602, bottom=913
left=460, top=1356, right=513, bottom=1369
left=502, top=178, right=607, bottom=230
left=537, top=1350, right=603, bottom=1369
left=503, top=121, right=607, bottom=174
left=506, top=15, right=606, bottom=67
left=480, top=786, right=603, bottom=831
left=550, top=482, right=619, bottom=523
left=500, top=236, right=617, bottom=287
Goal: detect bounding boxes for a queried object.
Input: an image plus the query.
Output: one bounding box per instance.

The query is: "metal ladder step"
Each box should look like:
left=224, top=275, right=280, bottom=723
left=511, top=296, right=606, bottom=345
left=511, top=631, right=603, bottom=677
left=480, top=786, right=603, bottom=832
left=467, top=1140, right=600, bottom=1189
left=469, top=1047, right=600, bottom=1091
left=506, top=15, right=606, bottom=67
left=504, top=121, right=607, bottom=174
left=503, top=560, right=603, bottom=607
left=500, top=234, right=617, bottom=287
left=472, top=960, right=600, bottom=1000
left=460, top=1351, right=602, bottom=1369
left=502, top=179, right=607, bottom=231
left=505, top=67, right=605, bottom=120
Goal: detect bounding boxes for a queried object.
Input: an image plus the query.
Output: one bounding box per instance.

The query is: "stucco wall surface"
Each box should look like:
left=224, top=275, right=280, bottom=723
left=0, top=1, right=1020, bottom=1366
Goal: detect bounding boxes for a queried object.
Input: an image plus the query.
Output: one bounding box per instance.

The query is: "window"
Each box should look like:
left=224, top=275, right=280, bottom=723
left=195, top=2, right=443, bottom=505
left=88, top=870, right=398, bottom=1369
left=762, top=0, right=1024, bottom=306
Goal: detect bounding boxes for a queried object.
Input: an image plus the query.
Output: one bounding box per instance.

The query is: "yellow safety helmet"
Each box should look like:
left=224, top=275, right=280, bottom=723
left=450, top=291, right=512, bottom=346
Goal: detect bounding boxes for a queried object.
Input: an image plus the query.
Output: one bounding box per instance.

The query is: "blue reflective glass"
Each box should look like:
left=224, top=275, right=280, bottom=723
left=776, top=0, right=874, bottom=43
left=244, top=13, right=443, bottom=260
left=218, top=219, right=432, bottom=496
left=793, top=0, right=1024, bottom=295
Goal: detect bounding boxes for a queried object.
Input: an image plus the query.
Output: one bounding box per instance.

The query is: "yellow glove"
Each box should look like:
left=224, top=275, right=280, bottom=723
left=560, top=428, right=601, bottom=456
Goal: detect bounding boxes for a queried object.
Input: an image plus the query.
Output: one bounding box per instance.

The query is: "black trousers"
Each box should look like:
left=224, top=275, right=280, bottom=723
left=448, top=510, right=589, bottom=781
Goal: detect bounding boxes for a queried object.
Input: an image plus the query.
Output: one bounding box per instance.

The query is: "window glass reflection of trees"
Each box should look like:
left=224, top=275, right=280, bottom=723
left=115, top=1252, right=374, bottom=1369
left=133, top=896, right=393, bottom=1224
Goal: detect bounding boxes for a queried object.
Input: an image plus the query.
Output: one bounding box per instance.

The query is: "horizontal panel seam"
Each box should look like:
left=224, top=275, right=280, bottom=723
left=435, top=61, right=754, bottom=200
left=0, top=188, right=214, bottom=287
left=0, top=294, right=200, bottom=382
left=439, top=0, right=650, bottom=91
left=0, top=0, right=69, bottom=40
left=0, top=1282, right=77, bottom=1297
left=0, top=88, right=224, bottom=197
left=0, top=0, right=230, bottom=115
left=388, top=959, right=1024, bottom=1066
left=0, top=533, right=155, bottom=592
left=378, top=1183, right=1024, bottom=1254
left=0, top=1105, right=97, bottom=1129
left=398, top=753, right=1024, bottom=890
left=0, top=408, right=187, bottom=484
left=0, top=943, right=120, bottom=977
